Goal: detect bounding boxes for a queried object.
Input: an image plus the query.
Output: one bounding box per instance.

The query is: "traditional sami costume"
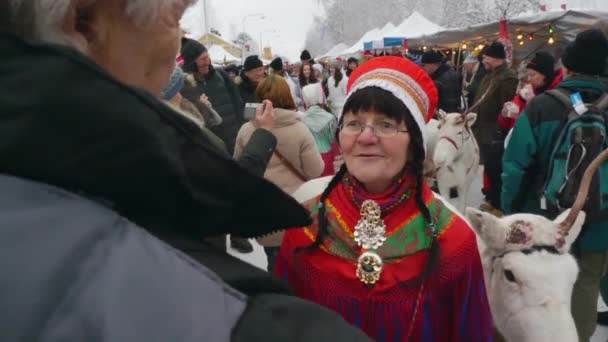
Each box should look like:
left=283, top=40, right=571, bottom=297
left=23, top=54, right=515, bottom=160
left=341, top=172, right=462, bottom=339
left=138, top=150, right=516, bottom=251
left=275, top=172, right=493, bottom=341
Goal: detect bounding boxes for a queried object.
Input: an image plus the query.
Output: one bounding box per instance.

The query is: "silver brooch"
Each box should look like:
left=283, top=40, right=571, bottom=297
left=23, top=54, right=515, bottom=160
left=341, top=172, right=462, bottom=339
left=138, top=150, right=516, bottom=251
left=354, top=200, right=387, bottom=250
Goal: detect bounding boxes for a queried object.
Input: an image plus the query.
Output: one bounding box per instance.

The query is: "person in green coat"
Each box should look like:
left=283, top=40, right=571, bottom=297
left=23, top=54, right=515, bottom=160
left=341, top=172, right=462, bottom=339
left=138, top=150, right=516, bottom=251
left=471, top=41, right=518, bottom=213
left=502, top=29, right=608, bottom=341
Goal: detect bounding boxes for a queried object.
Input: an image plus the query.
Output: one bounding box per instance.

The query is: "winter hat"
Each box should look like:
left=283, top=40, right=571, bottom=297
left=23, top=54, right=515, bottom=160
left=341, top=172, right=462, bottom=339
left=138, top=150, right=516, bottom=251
left=331, top=58, right=344, bottom=69
left=345, top=56, right=438, bottom=152
left=225, top=64, right=239, bottom=75
left=300, top=49, right=312, bottom=61
left=562, top=29, right=608, bottom=76
left=181, top=39, right=207, bottom=73
left=526, top=51, right=556, bottom=81
left=302, top=83, right=326, bottom=108
left=162, top=65, right=185, bottom=100
left=270, top=57, right=283, bottom=72
left=244, top=55, right=263, bottom=71
left=421, top=50, right=444, bottom=64
left=312, top=63, right=324, bottom=75
left=484, top=41, right=506, bottom=59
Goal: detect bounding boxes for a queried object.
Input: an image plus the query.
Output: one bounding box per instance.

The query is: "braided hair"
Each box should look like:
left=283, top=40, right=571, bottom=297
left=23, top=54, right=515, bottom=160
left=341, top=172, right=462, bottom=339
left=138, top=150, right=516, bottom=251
left=298, top=86, right=439, bottom=288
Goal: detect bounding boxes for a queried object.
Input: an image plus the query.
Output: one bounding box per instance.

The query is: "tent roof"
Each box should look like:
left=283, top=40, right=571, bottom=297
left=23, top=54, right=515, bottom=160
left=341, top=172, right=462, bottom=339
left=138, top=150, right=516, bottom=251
left=344, top=27, right=382, bottom=54
left=317, top=43, right=350, bottom=59
left=372, top=22, right=396, bottom=40
left=407, top=9, right=608, bottom=62
left=387, top=11, right=444, bottom=38
left=207, top=44, right=240, bottom=64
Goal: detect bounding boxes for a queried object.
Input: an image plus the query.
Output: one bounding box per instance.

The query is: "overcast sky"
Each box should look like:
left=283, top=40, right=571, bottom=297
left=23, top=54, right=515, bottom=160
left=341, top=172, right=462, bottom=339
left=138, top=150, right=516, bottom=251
left=181, top=0, right=321, bottom=61
left=180, top=0, right=603, bottom=61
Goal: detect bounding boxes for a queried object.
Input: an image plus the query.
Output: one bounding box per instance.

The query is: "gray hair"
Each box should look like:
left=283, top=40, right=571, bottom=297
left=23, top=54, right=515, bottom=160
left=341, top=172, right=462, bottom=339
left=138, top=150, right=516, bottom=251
left=7, top=0, right=195, bottom=46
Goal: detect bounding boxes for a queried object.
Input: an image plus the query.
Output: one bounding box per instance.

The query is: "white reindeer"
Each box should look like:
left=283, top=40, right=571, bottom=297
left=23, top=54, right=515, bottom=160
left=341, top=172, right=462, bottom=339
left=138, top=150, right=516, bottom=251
left=465, top=149, right=608, bottom=342
left=428, top=111, right=480, bottom=213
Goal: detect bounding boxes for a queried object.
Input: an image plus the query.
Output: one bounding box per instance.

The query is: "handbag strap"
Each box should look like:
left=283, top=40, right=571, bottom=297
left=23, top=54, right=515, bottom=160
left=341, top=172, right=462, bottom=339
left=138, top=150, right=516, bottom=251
left=274, top=149, right=308, bottom=182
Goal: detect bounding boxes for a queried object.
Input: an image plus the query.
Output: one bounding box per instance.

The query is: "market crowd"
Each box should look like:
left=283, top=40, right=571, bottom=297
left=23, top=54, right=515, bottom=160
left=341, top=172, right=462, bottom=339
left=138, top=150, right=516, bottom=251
left=1, top=1, right=608, bottom=341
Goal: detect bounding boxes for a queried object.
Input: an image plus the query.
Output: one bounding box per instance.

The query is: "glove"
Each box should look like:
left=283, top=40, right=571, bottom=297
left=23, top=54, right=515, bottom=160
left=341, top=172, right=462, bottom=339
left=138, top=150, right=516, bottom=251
left=519, top=84, right=535, bottom=102
left=501, top=101, right=520, bottom=119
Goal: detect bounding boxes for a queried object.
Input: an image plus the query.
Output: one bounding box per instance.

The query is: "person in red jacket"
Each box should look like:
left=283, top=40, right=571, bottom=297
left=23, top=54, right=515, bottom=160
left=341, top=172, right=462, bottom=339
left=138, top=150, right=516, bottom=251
left=499, top=52, right=563, bottom=131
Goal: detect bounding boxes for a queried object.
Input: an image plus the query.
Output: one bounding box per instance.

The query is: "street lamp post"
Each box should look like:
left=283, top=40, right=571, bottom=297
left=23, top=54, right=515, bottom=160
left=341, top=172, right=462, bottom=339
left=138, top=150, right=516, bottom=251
left=202, top=0, right=209, bottom=46
left=241, top=13, right=265, bottom=64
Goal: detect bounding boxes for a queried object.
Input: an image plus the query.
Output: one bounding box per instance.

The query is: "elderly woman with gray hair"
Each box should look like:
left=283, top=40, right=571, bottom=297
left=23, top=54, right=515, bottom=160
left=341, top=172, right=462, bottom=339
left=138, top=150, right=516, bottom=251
left=0, top=1, right=373, bottom=341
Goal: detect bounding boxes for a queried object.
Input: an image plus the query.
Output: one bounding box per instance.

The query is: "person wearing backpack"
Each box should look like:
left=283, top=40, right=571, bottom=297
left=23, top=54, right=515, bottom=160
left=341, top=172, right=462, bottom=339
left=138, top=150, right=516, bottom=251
left=180, top=39, right=255, bottom=254
left=502, top=29, right=608, bottom=342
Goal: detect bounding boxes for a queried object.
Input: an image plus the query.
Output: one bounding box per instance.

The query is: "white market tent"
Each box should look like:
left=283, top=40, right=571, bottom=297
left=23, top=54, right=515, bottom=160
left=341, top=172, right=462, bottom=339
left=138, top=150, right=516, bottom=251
left=207, top=44, right=240, bottom=64
left=387, top=11, right=444, bottom=39
left=317, top=43, right=350, bottom=60
left=363, top=22, right=398, bottom=49
left=342, top=27, right=383, bottom=54
left=372, top=22, right=396, bottom=41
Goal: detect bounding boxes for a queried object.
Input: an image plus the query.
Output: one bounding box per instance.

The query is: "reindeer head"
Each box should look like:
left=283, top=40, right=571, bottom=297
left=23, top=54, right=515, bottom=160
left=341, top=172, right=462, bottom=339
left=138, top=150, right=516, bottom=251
left=462, top=148, right=608, bottom=341
left=433, top=111, right=477, bottom=170
left=466, top=208, right=584, bottom=342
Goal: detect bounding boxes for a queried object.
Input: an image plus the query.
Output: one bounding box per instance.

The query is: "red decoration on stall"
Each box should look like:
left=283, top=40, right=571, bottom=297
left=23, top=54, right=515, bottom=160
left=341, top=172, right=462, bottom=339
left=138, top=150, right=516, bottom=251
left=498, top=18, right=513, bottom=64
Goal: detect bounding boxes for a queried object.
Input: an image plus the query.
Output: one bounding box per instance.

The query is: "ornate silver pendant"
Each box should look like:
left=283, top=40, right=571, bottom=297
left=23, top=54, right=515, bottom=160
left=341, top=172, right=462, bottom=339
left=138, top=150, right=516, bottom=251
left=356, top=251, right=384, bottom=285
left=354, top=200, right=387, bottom=250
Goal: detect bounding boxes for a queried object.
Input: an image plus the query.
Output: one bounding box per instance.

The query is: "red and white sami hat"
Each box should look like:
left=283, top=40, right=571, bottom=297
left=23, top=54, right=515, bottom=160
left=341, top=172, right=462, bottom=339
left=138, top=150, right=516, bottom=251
left=345, top=56, right=438, bottom=150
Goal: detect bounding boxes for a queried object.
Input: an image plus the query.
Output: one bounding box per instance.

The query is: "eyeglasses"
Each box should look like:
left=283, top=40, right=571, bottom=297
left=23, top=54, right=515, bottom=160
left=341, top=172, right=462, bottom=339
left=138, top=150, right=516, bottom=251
left=339, top=120, right=408, bottom=138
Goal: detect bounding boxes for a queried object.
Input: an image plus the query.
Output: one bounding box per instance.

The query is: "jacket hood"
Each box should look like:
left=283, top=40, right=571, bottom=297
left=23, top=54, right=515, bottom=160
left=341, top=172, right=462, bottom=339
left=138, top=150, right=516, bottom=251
left=273, top=108, right=301, bottom=128
left=303, top=106, right=336, bottom=133
left=0, top=33, right=311, bottom=239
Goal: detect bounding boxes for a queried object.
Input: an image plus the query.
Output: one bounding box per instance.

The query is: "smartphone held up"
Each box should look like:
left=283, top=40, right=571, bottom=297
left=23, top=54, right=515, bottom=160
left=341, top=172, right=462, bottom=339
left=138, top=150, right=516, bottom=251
left=243, top=102, right=266, bottom=120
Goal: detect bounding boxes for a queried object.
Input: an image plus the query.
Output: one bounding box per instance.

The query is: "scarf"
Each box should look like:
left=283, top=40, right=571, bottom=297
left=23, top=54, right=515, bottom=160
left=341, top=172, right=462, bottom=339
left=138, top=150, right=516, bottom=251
left=305, top=171, right=452, bottom=263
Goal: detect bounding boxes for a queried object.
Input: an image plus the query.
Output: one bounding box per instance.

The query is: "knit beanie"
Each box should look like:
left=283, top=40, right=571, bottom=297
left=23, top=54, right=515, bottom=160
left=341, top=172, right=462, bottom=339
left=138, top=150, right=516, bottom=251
left=162, top=65, right=185, bottom=100
left=270, top=57, right=284, bottom=72
left=562, top=29, right=608, bottom=76
left=181, top=39, right=207, bottom=73
left=484, top=41, right=506, bottom=59
left=526, top=52, right=556, bottom=81
left=421, top=50, right=444, bottom=64
left=244, top=55, right=263, bottom=72
left=345, top=56, right=438, bottom=154
left=300, top=49, right=312, bottom=61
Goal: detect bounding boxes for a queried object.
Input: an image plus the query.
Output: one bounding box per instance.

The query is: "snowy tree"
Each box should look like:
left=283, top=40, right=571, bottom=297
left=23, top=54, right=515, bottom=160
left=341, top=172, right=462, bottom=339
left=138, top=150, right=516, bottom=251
left=304, top=0, right=545, bottom=52
left=492, top=0, right=542, bottom=18
left=180, top=0, right=219, bottom=39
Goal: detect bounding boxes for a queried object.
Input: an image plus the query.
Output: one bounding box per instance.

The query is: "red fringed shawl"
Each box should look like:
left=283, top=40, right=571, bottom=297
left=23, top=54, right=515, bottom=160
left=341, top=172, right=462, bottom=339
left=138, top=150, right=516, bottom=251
left=275, top=177, right=493, bottom=341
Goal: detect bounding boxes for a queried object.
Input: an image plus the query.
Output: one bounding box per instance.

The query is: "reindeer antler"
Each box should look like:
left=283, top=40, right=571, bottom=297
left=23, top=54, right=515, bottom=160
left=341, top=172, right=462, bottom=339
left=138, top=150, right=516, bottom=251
left=558, top=148, right=608, bottom=236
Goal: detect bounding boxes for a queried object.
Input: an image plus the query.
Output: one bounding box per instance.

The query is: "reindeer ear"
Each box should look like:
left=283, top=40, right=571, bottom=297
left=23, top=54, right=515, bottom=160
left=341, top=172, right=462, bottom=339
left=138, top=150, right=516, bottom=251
left=436, top=110, right=447, bottom=121
left=466, top=208, right=506, bottom=250
left=466, top=208, right=487, bottom=235
left=465, top=112, right=477, bottom=127
left=554, top=209, right=587, bottom=252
